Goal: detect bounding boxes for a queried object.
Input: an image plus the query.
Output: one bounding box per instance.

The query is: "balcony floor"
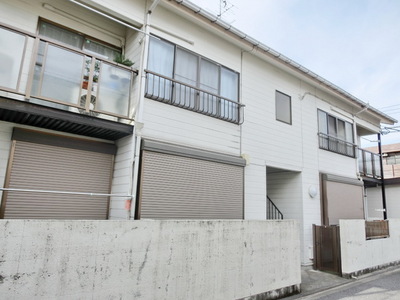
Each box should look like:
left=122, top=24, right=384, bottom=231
left=0, top=97, right=133, bottom=141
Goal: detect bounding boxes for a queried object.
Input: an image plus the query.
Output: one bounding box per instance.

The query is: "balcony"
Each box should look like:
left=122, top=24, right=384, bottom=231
left=358, top=148, right=381, bottom=180
left=0, top=25, right=135, bottom=140
left=145, top=70, right=243, bottom=124
left=318, top=133, right=356, bottom=158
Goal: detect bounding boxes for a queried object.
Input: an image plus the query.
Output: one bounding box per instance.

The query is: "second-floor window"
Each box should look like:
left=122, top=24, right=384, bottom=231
left=318, top=110, right=355, bottom=157
left=145, top=37, right=240, bottom=123
left=275, top=90, right=292, bottom=124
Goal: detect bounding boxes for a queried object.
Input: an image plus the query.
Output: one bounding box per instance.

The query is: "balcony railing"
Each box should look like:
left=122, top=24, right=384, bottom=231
left=318, top=133, right=356, bottom=158
left=145, top=70, right=243, bottom=124
left=0, top=25, right=135, bottom=120
left=358, top=148, right=381, bottom=179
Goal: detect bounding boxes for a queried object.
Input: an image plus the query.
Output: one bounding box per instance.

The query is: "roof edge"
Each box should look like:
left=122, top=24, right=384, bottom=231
left=171, top=0, right=397, bottom=125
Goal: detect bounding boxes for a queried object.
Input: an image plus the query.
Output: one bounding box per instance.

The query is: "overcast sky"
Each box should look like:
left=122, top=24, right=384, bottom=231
left=195, top=0, right=400, bottom=147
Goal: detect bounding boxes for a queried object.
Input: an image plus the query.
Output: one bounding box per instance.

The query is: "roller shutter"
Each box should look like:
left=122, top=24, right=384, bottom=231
left=1, top=129, right=115, bottom=219
left=138, top=149, right=244, bottom=219
left=321, top=174, right=364, bottom=225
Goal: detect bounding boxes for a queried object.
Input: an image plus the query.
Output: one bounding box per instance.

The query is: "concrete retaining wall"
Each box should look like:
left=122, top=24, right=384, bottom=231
left=339, top=219, right=400, bottom=277
left=0, top=220, right=300, bottom=299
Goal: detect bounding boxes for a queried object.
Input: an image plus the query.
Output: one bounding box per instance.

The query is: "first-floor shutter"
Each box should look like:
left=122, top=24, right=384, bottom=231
left=2, top=136, right=114, bottom=219
left=138, top=150, right=244, bottom=219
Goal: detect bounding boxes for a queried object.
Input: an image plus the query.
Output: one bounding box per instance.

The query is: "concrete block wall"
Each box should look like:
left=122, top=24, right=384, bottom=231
left=0, top=219, right=300, bottom=299
left=339, top=219, right=400, bottom=277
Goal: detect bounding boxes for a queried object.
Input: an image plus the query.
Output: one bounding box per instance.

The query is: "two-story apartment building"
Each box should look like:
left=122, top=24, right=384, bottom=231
left=0, top=0, right=397, bottom=266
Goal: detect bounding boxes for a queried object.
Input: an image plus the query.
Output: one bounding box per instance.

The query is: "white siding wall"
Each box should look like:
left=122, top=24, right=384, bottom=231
left=91, top=0, right=145, bottom=27
left=297, top=85, right=322, bottom=264
left=244, top=164, right=266, bottom=219
left=125, top=28, right=143, bottom=119
left=241, top=53, right=303, bottom=221
left=241, top=53, right=303, bottom=171
left=267, top=171, right=306, bottom=261
left=142, top=100, right=240, bottom=155
left=1, top=0, right=126, bottom=45
left=0, top=122, right=13, bottom=205
left=366, top=185, right=400, bottom=219
left=267, top=172, right=302, bottom=221
left=152, top=6, right=242, bottom=71
left=141, top=5, right=242, bottom=155
left=109, top=136, right=134, bottom=220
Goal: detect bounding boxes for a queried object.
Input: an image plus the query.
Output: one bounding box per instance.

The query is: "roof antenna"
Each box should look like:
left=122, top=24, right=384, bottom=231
left=218, top=0, right=234, bottom=19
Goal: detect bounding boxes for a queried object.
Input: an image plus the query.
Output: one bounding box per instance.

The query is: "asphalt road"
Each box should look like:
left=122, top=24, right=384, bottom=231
left=302, top=268, right=400, bottom=300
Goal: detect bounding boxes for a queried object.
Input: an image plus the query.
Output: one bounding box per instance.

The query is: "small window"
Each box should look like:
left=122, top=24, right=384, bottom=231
left=38, top=21, right=121, bottom=60
left=275, top=91, right=292, bottom=124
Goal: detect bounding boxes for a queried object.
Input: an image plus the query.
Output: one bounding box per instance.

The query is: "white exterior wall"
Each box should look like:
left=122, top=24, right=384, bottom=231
left=241, top=53, right=303, bottom=221
left=366, top=185, right=400, bottom=219
left=109, top=136, right=134, bottom=220
left=0, top=122, right=13, bottom=204
left=0, top=219, right=301, bottom=299
left=340, top=219, right=400, bottom=276
left=141, top=5, right=241, bottom=156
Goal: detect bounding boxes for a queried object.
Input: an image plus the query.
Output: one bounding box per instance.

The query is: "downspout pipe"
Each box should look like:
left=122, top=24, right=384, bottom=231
left=378, top=133, right=387, bottom=220
left=129, top=0, right=160, bottom=219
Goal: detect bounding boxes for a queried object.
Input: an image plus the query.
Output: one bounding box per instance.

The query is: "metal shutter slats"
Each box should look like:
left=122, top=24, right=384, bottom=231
left=3, top=140, right=113, bottom=219
left=139, top=150, right=243, bottom=219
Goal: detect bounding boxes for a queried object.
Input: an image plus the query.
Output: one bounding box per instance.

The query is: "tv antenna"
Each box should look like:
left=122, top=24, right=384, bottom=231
left=218, top=0, right=235, bottom=19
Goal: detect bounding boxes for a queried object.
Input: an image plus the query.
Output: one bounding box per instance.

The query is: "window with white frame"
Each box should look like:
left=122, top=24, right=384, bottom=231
left=146, top=37, right=240, bottom=123
left=318, top=110, right=355, bottom=157
left=275, top=90, right=292, bottom=124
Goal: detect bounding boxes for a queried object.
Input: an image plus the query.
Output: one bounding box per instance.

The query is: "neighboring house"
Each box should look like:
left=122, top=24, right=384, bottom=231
left=360, top=143, right=400, bottom=219
left=0, top=0, right=397, bottom=267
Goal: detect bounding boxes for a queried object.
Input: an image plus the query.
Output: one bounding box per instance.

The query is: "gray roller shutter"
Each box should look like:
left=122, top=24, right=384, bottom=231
left=138, top=150, right=244, bottom=219
left=1, top=130, right=115, bottom=219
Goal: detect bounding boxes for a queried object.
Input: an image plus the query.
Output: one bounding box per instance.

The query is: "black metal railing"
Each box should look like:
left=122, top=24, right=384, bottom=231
left=318, top=133, right=356, bottom=158
left=267, top=196, right=283, bottom=220
left=358, top=148, right=381, bottom=179
left=145, top=70, right=243, bottom=124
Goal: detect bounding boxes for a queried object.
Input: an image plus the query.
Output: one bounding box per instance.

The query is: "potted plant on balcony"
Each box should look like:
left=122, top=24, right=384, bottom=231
left=113, top=53, right=134, bottom=67
left=82, top=59, right=100, bottom=90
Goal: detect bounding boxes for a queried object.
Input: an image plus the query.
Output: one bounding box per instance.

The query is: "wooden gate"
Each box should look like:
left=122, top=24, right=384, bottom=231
left=313, top=225, right=342, bottom=275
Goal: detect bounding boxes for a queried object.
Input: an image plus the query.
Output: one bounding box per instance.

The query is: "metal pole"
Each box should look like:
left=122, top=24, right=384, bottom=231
left=378, top=133, right=387, bottom=220
left=0, top=188, right=133, bottom=197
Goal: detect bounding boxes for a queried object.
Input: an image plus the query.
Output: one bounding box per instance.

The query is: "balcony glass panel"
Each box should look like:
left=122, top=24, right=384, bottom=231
left=365, top=152, right=373, bottom=176
left=0, top=27, right=25, bottom=90
left=358, top=149, right=364, bottom=174
left=32, top=42, right=84, bottom=105
left=97, top=62, right=131, bottom=116
left=374, top=156, right=381, bottom=178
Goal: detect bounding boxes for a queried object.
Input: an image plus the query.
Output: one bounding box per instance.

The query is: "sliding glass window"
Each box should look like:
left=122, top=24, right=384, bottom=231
left=146, top=37, right=240, bottom=123
left=318, top=110, right=355, bottom=157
